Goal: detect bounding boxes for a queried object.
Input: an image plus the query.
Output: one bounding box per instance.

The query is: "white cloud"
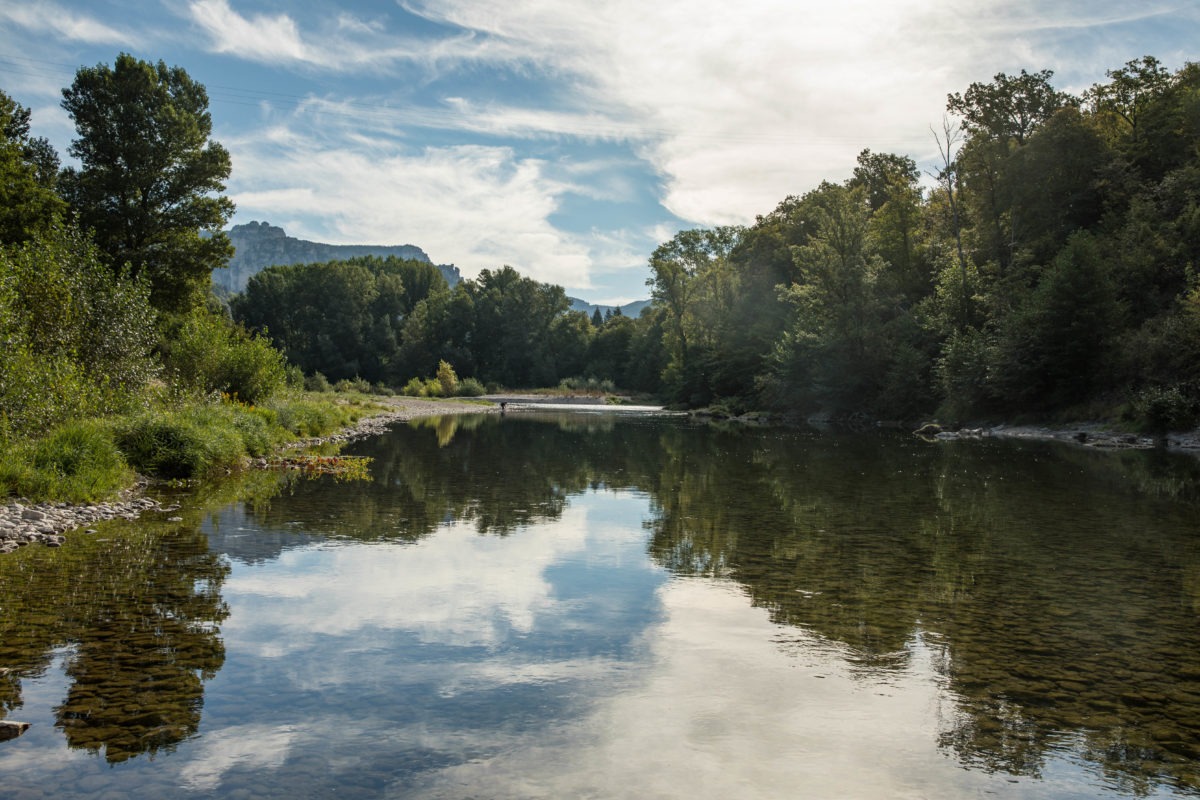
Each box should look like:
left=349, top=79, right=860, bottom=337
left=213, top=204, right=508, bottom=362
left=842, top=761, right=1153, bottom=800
left=403, top=0, right=1197, bottom=225
left=185, top=0, right=529, bottom=73
left=227, top=123, right=604, bottom=287
left=0, top=1, right=139, bottom=45
left=396, top=578, right=1007, bottom=799
left=221, top=500, right=647, bottom=652
left=178, top=724, right=297, bottom=791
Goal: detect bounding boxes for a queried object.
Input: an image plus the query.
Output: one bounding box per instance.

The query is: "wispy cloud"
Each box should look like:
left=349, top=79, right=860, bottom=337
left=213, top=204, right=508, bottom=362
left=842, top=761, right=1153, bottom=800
left=0, top=1, right=139, bottom=45
left=402, top=0, right=1199, bottom=226
left=226, top=125, right=601, bottom=288
left=185, top=0, right=529, bottom=73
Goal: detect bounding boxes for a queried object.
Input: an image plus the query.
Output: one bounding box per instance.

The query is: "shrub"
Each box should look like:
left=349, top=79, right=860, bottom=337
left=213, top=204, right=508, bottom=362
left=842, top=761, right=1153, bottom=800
left=421, top=378, right=444, bottom=397
left=305, top=371, right=332, bottom=392
left=436, top=360, right=458, bottom=396
left=401, top=377, right=424, bottom=396
left=163, top=311, right=287, bottom=404
left=1132, top=384, right=1199, bottom=434
left=266, top=397, right=358, bottom=437
left=455, top=377, right=485, bottom=397
left=334, top=376, right=372, bottom=394
left=116, top=410, right=243, bottom=478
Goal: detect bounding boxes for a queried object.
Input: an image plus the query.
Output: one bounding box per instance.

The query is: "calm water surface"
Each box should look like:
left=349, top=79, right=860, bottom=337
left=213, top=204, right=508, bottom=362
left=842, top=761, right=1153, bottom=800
left=3, top=412, right=1200, bottom=798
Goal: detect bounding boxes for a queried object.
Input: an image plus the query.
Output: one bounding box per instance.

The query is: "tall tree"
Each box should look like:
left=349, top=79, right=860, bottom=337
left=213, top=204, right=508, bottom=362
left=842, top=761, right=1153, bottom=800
left=947, top=68, right=1073, bottom=145
left=0, top=90, right=64, bottom=244
left=60, top=53, right=234, bottom=313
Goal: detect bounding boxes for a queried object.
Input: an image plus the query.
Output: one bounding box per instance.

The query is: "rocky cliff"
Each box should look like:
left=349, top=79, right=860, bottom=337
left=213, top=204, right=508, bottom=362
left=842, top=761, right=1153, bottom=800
left=213, top=221, right=462, bottom=292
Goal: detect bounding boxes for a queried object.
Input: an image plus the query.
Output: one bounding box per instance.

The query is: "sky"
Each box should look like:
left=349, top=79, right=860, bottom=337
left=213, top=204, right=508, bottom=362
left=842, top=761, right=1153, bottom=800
left=1, top=1, right=1198, bottom=304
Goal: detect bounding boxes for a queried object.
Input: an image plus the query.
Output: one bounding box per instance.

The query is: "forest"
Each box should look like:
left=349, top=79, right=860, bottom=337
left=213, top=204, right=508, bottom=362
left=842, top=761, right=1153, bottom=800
left=2, top=53, right=1199, bottom=504
left=232, top=56, right=1200, bottom=427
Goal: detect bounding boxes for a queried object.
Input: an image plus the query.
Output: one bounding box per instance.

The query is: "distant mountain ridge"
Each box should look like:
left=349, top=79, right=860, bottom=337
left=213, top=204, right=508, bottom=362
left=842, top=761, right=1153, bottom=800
left=213, top=221, right=462, bottom=292
left=568, top=297, right=651, bottom=319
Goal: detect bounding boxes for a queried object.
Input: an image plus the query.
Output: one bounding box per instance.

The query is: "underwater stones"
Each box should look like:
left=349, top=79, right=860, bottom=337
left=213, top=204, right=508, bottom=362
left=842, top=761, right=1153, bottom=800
left=0, top=497, right=172, bottom=555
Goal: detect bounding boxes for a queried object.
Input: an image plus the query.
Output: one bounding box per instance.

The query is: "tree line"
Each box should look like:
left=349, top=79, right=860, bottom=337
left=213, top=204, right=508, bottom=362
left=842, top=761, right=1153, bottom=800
left=233, top=55, right=1200, bottom=427
left=4, top=52, right=1198, bottom=443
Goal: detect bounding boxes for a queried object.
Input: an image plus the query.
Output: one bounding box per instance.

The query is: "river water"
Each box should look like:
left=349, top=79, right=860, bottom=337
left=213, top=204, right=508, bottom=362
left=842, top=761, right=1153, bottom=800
left=2, top=411, right=1200, bottom=798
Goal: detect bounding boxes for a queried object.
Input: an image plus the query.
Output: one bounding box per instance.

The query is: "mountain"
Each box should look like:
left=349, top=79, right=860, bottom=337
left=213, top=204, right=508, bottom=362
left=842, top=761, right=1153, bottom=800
left=213, top=221, right=462, bottom=292
left=568, top=297, right=651, bottom=319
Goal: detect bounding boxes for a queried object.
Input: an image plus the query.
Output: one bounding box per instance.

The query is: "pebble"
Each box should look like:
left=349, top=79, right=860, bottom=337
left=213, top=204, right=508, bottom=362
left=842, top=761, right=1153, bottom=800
left=0, top=495, right=168, bottom=555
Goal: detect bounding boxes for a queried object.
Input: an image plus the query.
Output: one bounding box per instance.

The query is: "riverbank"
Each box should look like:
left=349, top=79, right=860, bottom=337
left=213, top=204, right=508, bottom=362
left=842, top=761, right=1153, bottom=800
left=0, top=396, right=495, bottom=555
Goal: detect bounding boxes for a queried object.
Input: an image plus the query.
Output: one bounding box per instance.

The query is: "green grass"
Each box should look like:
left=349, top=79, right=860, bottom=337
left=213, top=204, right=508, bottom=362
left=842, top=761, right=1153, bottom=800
left=0, top=391, right=393, bottom=502
left=0, top=420, right=134, bottom=503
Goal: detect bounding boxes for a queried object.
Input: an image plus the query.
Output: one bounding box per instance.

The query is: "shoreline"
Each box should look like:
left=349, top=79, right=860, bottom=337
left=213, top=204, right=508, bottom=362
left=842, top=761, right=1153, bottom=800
left=0, top=397, right=496, bottom=555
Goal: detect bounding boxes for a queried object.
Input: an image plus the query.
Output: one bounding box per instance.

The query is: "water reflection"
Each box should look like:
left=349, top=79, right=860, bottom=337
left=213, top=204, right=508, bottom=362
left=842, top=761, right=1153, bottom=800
left=0, top=518, right=228, bottom=763
left=2, top=414, right=1200, bottom=797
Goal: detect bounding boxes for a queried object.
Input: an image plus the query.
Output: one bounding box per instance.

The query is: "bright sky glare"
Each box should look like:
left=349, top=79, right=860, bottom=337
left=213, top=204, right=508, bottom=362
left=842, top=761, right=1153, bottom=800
left=1, top=0, right=1197, bottom=303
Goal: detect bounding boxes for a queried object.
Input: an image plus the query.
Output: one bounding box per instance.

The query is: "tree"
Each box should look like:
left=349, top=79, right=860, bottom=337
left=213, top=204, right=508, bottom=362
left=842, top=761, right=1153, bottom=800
left=646, top=226, right=742, bottom=404
left=60, top=53, right=234, bottom=313
left=850, top=149, right=920, bottom=211
left=0, top=90, right=64, bottom=244
left=591, top=307, right=604, bottom=328
left=947, top=68, right=1073, bottom=145
left=1086, top=56, right=1172, bottom=146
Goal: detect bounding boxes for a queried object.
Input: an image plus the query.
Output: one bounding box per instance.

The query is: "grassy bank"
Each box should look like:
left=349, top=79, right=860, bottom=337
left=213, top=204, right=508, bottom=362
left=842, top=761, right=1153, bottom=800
left=0, top=391, right=378, bottom=504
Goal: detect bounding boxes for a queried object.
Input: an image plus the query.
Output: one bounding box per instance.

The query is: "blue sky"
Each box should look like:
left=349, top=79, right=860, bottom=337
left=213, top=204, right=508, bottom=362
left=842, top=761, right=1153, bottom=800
left=1, top=1, right=1198, bottom=304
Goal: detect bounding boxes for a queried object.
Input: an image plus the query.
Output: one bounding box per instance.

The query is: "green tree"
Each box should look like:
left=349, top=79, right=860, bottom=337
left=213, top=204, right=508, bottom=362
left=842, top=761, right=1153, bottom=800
left=948, top=68, right=1074, bottom=145
left=60, top=53, right=234, bottom=313
left=1086, top=56, right=1172, bottom=147
left=646, top=226, right=742, bottom=404
left=0, top=90, right=64, bottom=244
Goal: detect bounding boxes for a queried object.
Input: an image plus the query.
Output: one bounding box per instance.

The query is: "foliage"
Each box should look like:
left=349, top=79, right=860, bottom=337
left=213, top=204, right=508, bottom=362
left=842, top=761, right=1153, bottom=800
left=455, top=377, right=485, bottom=397
left=60, top=53, right=234, bottom=313
left=232, top=255, right=446, bottom=384
left=436, top=360, right=458, bottom=396
left=159, top=311, right=287, bottom=405
left=0, top=90, right=64, bottom=245
left=304, top=372, right=332, bottom=393
left=0, top=420, right=132, bottom=502
left=0, top=224, right=158, bottom=436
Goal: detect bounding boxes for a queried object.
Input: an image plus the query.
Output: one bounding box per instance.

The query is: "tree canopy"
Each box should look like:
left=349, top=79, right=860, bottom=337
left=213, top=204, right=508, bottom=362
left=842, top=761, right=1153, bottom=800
left=60, top=53, right=234, bottom=313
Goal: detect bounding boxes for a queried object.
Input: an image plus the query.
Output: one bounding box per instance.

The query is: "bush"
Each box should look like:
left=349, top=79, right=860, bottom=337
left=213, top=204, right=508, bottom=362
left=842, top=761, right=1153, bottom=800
left=266, top=397, right=358, bottom=437
left=115, top=410, right=243, bottom=478
left=334, top=376, right=372, bottom=394
left=436, top=360, right=458, bottom=396
left=163, top=311, right=288, bottom=404
left=305, top=371, right=332, bottom=392
left=0, top=224, right=159, bottom=436
left=558, top=376, right=616, bottom=393
left=1132, top=384, right=1199, bottom=434
left=455, top=377, right=485, bottom=397
left=400, top=377, right=424, bottom=396
left=421, top=378, right=444, bottom=397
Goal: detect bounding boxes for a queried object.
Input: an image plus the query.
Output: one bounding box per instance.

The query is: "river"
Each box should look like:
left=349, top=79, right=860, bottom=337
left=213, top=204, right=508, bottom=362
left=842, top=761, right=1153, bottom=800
left=2, top=410, right=1200, bottom=798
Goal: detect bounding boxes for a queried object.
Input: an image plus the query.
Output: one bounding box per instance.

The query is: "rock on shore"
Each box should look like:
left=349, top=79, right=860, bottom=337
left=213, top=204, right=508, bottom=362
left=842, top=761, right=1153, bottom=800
left=0, top=497, right=183, bottom=554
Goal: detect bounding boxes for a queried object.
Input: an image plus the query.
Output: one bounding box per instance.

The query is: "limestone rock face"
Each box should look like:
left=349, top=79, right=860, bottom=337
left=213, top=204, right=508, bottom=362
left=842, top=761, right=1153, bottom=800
left=212, top=221, right=461, bottom=291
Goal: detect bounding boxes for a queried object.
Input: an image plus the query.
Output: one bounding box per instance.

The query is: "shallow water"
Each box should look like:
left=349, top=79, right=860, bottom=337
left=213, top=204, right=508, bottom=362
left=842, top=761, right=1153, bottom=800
left=3, top=413, right=1200, bottom=798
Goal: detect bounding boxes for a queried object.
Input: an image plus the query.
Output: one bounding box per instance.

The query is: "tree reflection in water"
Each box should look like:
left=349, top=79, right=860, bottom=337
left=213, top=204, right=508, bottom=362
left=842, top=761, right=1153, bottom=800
left=0, top=509, right=229, bottom=763
left=4, top=413, right=1200, bottom=791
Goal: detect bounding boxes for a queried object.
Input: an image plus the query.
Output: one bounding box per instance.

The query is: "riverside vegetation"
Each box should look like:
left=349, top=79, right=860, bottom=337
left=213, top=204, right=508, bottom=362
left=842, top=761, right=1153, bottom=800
left=3, top=53, right=1200, bottom=511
